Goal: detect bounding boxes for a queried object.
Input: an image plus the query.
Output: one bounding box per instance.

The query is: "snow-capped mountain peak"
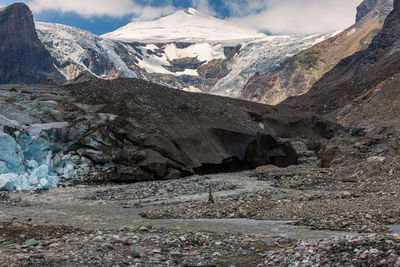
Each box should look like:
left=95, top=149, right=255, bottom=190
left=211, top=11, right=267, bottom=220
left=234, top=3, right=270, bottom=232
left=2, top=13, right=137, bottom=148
left=101, top=8, right=267, bottom=44
left=183, top=7, right=197, bottom=15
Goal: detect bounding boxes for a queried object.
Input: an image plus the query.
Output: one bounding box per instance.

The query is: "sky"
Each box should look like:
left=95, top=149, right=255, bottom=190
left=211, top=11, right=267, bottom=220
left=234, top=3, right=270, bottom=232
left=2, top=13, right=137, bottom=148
left=0, top=0, right=363, bottom=35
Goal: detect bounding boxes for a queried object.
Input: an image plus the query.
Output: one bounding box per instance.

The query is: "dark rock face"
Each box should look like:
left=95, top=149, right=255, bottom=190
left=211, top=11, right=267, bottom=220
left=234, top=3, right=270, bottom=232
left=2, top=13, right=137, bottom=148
left=357, top=0, right=380, bottom=22
left=283, top=0, right=400, bottom=115
left=163, top=58, right=205, bottom=73
left=0, top=77, right=341, bottom=186
left=0, top=3, right=64, bottom=84
left=58, top=78, right=339, bottom=182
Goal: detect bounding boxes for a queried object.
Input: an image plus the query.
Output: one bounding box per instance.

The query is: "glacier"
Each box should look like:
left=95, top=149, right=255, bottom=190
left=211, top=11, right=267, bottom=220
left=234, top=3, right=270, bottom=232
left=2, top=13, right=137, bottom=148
left=36, top=10, right=339, bottom=99
left=35, top=22, right=137, bottom=81
left=0, top=88, right=82, bottom=191
left=210, top=34, right=336, bottom=98
left=0, top=128, right=62, bottom=191
left=131, top=43, right=225, bottom=76
left=102, top=8, right=267, bottom=43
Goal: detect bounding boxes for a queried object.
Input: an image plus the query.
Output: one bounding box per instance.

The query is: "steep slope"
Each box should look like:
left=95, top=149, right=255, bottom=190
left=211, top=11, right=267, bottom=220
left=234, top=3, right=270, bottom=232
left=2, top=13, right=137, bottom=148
left=102, top=8, right=266, bottom=43
left=330, top=74, right=400, bottom=128
left=209, top=34, right=332, bottom=98
left=244, top=0, right=393, bottom=105
left=36, top=22, right=235, bottom=86
left=284, top=0, right=400, bottom=122
left=356, top=0, right=386, bottom=22
left=36, top=22, right=137, bottom=81
left=0, top=3, right=64, bottom=84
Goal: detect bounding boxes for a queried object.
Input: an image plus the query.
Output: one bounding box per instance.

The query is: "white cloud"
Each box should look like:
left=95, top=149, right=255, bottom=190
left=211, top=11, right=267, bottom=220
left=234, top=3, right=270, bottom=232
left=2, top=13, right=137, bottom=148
left=28, top=0, right=176, bottom=20
left=131, top=5, right=176, bottom=21
left=26, top=0, right=364, bottom=34
left=29, top=0, right=134, bottom=17
left=222, top=0, right=267, bottom=17
left=191, top=0, right=216, bottom=15
left=226, top=0, right=363, bottom=34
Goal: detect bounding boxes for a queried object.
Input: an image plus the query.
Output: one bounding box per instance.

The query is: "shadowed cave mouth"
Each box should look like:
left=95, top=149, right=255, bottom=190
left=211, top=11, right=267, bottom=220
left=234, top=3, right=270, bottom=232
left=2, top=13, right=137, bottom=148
left=109, top=131, right=299, bottom=183
left=192, top=129, right=298, bottom=175
left=130, top=129, right=298, bottom=180
left=193, top=154, right=297, bottom=175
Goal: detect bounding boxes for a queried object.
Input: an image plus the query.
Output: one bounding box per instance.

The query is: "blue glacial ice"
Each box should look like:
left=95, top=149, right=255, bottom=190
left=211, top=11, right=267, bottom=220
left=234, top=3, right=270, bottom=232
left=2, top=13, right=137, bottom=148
left=0, top=121, right=76, bottom=191
left=0, top=130, right=24, bottom=175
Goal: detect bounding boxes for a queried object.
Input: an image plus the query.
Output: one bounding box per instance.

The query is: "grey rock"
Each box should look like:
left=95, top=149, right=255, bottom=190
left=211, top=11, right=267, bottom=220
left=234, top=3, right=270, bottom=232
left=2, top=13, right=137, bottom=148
left=92, top=236, right=104, bottom=242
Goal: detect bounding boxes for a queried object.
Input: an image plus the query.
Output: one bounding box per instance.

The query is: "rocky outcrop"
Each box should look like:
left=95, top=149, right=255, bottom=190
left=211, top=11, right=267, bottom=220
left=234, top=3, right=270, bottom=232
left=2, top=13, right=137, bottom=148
left=284, top=0, right=400, bottom=120
left=243, top=0, right=393, bottom=105
left=62, top=78, right=307, bottom=181
left=357, top=0, right=380, bottom=22
left=330, top=74, right=400, bottom=129
left=0, top=78, right=341, bottom=189
left=0, top=3, right=64, bottom=84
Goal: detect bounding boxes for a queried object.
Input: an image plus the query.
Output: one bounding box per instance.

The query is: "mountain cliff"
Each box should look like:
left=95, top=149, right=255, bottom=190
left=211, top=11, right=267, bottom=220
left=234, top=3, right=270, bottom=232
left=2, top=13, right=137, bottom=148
left=0, top=3, right=64, bottom=84
left=284, top=0, right=400, bottom=127
left=243, top=0, right=393, bottom=105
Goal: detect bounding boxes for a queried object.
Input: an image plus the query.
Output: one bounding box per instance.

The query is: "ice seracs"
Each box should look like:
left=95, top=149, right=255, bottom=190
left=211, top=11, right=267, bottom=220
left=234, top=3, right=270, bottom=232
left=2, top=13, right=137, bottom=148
left=0, top=115, right=75, bottom=191
left=36, top=22, right=137, bottom=81
left=101, top=8, right=267, bottom=44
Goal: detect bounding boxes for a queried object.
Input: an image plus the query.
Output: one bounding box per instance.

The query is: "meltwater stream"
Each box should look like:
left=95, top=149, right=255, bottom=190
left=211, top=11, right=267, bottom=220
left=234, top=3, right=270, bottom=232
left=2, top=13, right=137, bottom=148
left=0, top=174, right=350, bottom=242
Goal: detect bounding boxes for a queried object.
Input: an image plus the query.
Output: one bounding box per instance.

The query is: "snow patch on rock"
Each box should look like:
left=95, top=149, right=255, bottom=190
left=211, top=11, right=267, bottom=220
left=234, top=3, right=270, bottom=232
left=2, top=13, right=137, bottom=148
left=135, top=43, right=224, bottom=76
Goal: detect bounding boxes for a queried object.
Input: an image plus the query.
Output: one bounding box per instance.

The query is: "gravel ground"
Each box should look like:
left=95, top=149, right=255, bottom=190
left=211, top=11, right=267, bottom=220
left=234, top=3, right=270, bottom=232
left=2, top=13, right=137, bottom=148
left=0, top=222, right=291, bottom=267
left=0, top=192, right=30, bottom=207
left=83, top=176, right=237, bottom=201
left=138, top=136, right=400, bottom=235
left=263, top=233, right=400, bottom=266
left=140, top=163, right=400, bottom=233
left=140, top=190, right=400, bottom=233
left=2, top=135, right=400, bottom=265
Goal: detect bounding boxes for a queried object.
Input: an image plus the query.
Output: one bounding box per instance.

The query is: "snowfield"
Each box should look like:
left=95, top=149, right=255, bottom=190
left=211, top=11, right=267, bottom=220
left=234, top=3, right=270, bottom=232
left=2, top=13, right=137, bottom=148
left=102, top=8, right=267, bottom=44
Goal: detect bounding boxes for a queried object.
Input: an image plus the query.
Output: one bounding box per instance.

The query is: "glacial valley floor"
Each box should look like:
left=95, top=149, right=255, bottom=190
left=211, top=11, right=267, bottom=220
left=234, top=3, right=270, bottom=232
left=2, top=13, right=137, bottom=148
left=1, top=151, right=400, bottom=267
